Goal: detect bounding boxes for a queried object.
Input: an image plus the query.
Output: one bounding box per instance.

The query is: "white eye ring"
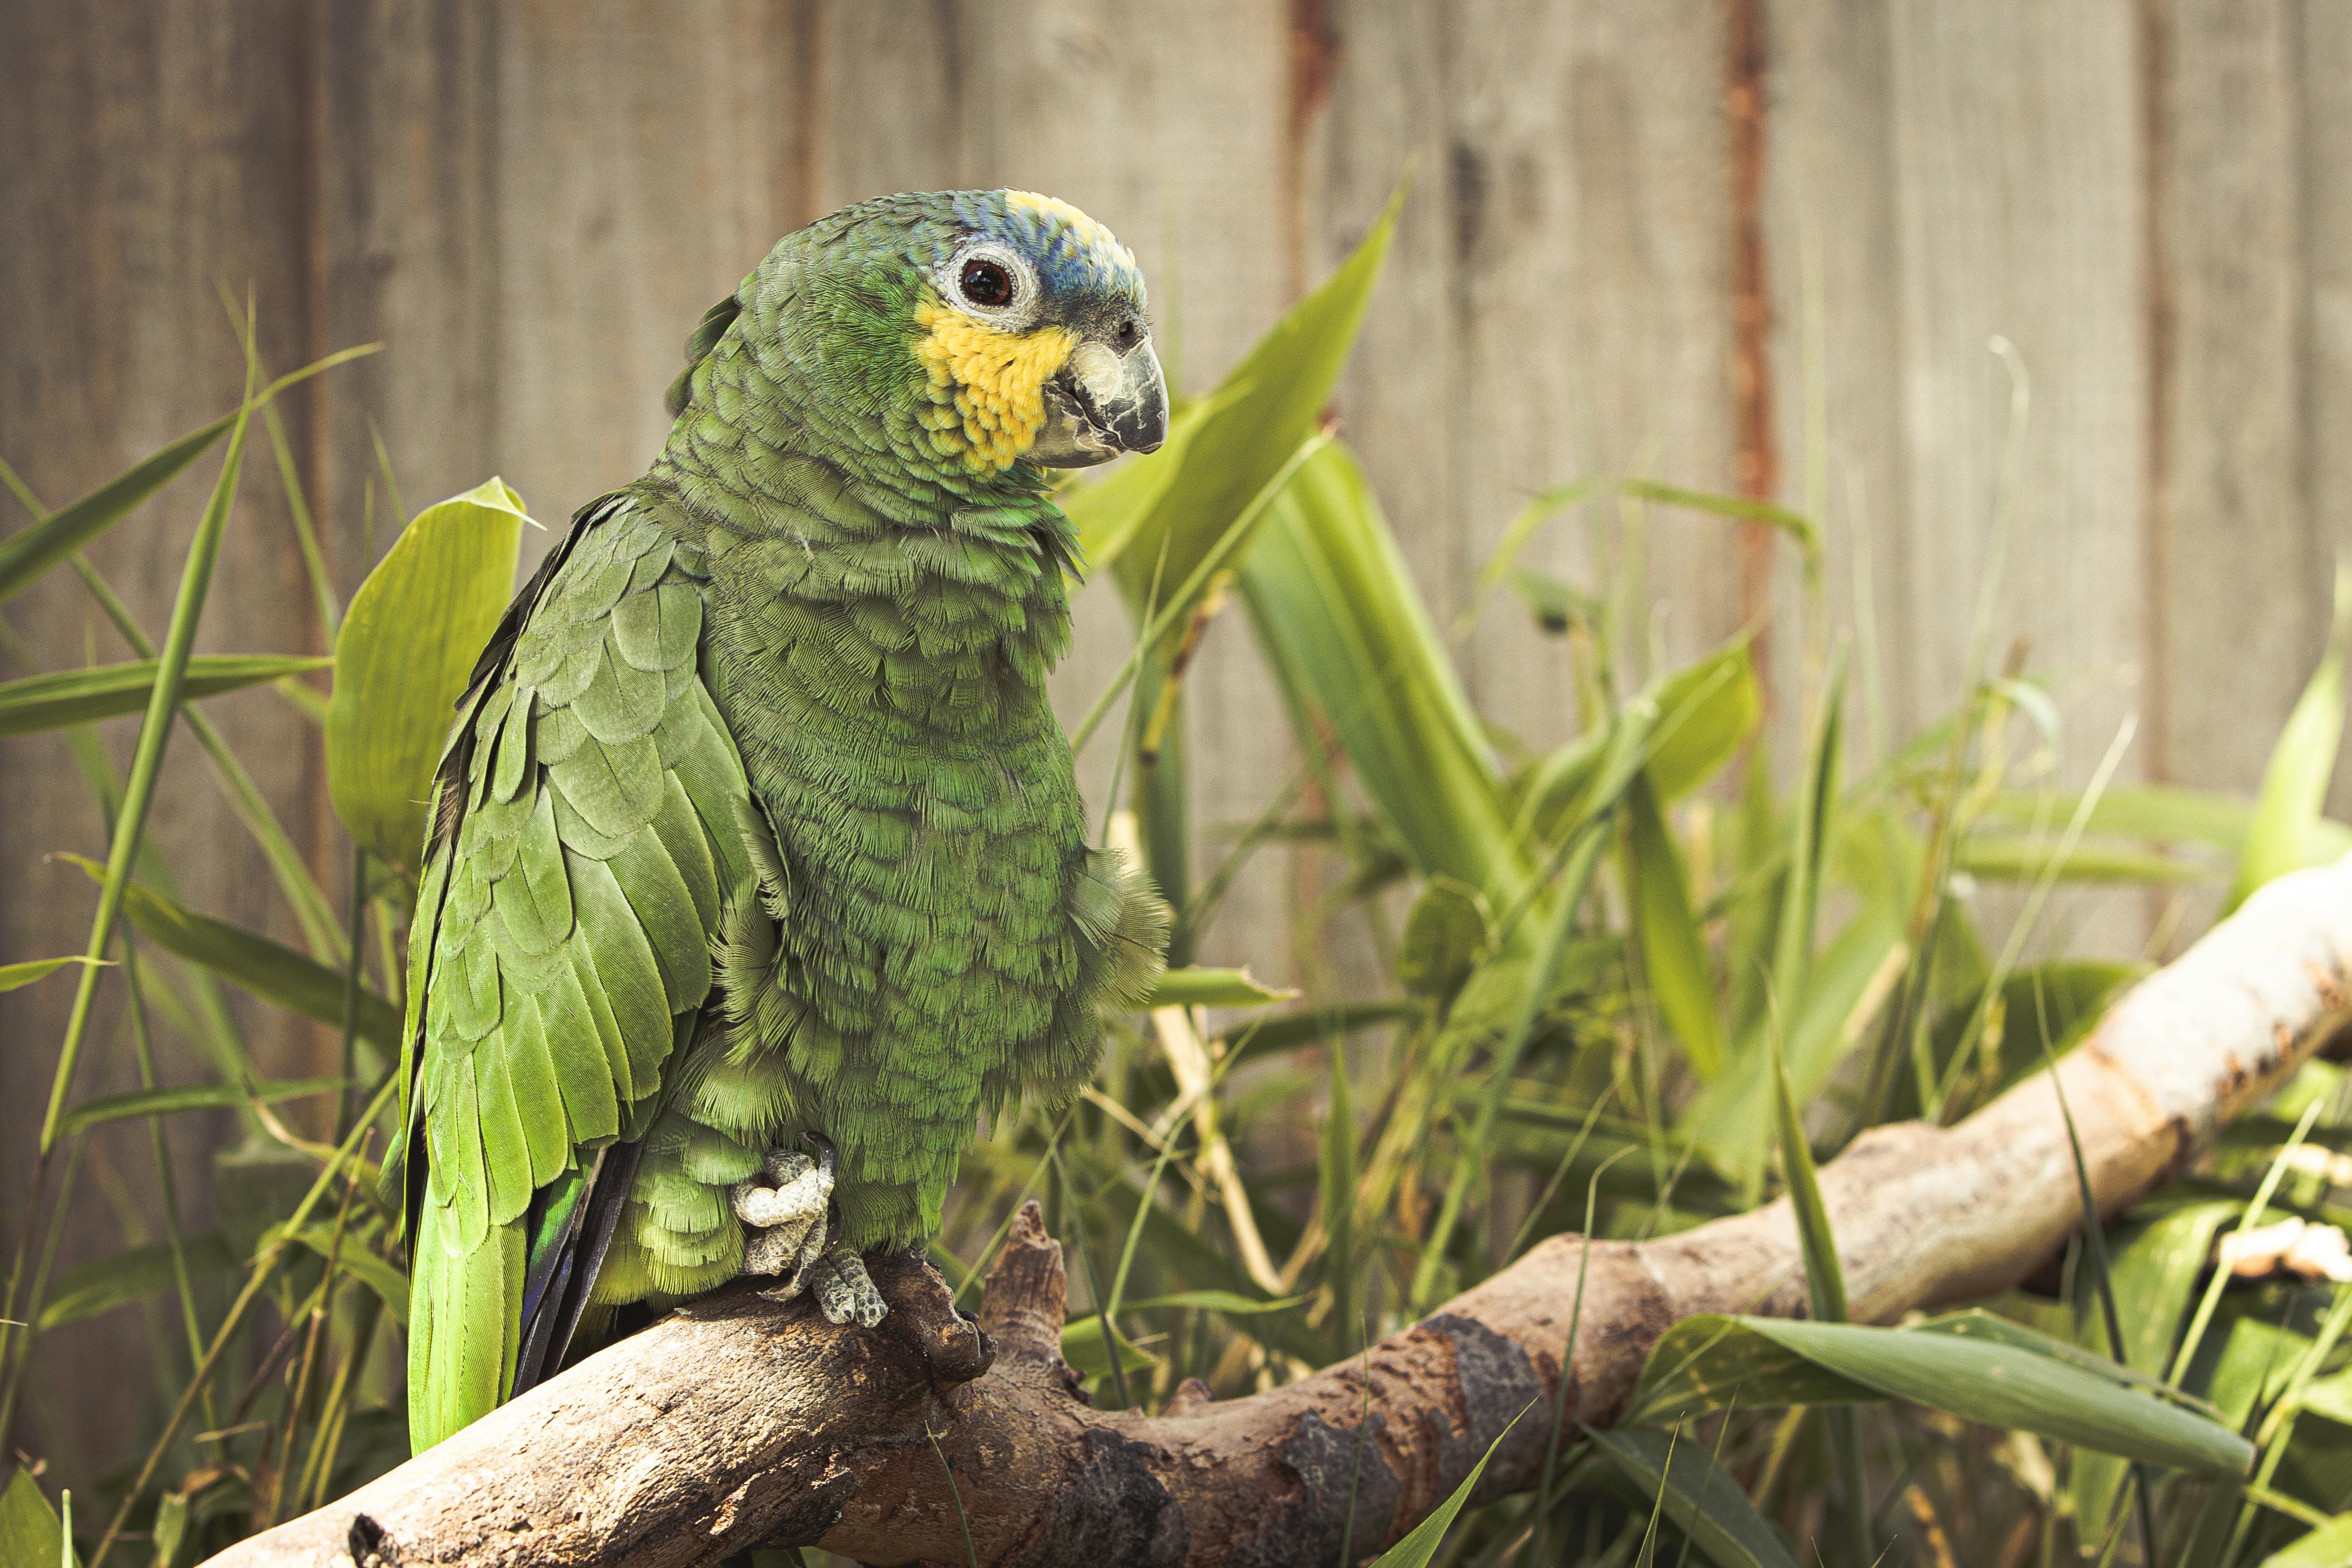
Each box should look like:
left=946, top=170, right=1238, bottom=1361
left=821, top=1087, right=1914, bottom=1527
left=942, top=243, right=1037, bottom=324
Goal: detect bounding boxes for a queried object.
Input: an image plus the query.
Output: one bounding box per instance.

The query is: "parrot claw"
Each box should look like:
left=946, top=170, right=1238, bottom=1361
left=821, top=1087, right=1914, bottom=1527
left=729, top=1147, right=832, bottom=1293
left=810, top=1246, right=888, bottom=1327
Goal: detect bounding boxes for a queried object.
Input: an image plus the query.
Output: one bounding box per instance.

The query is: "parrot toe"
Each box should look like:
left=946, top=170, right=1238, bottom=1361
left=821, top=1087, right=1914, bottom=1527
left=730, top=1147, right=832, bottom=1294
left=811, top=1246, right=888, bottom=1327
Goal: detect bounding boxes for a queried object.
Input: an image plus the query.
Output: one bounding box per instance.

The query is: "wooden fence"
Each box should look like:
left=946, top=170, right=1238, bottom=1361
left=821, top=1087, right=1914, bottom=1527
left=4, top=0, right=2346, bottom=1473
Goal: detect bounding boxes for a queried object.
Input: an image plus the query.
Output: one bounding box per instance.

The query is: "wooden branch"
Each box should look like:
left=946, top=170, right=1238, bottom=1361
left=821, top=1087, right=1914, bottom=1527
left=208, top=857, right=2352, bottom=1568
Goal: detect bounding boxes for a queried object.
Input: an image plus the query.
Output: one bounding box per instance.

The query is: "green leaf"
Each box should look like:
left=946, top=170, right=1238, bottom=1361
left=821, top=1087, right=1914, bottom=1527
left=60, top=856, right=400, bottom=1050
left=1981, top=783, right=2352, bottom=863
left=1645, top=639, right=1762, bottom=803
left=1587, top=1426, right=1802, bottom=1568
left=0, top=957, right=101, bottom=994
left=1631, top=1316, right=2251, bottom=1475
left=1121, top=1289, right=1306, bottom=1317
left=1612, top=479, right=1820, bottom=565
left=1624, top=775, right=1724, bottom=1079
left=59, top=1077, right=343, bottom=1138
left=0, top=414, right=232, bottom=605
left=0, top=654, right=329, bottom=738
left=1241, top=442, right=1519, bottom=901
left=0, top=1469, right=76, bottom=1568
left=2262, top=1513, right=2352, bottom=1568
left=328, top=477, right=527, bottom=872
left=0, top=344, right=377, bottom=607
left=37, top=1231, right=236, bottom=1330
left=1144, top=966, right=1298, bottom=1010
left=282, top=1224, right=409, bottom=1325
left=1365, top=1406, right=1527, bottom=1568
left=1397, top=881, right=1489, bottom=1002
left=1858, top=1315, right=2244, bottom=1477
left=1059, top=1315, right=1156, bottom=1380
left=1955, top=834, right=2214, bottom=884
left=2234, top=564, right=2352, bottom=910
left=1231, top=1001, right=1424, bottom=1057
left=1085, top=184, right=1400, bottom=608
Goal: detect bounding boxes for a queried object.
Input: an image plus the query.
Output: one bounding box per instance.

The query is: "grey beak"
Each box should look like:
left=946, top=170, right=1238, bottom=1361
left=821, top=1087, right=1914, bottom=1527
left=1032, top=336, right=1169, bottom=467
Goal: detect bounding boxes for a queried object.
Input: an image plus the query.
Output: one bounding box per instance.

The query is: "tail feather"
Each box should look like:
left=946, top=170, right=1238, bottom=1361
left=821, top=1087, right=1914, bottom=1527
left=513, top=1141, right=644, bottom=1400
left=407, top=1190, right=525, bottom=1454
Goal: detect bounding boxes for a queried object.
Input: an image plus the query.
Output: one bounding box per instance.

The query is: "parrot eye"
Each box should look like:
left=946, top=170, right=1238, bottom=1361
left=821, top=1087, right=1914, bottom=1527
left=959, top=259, right=1015, bottom=309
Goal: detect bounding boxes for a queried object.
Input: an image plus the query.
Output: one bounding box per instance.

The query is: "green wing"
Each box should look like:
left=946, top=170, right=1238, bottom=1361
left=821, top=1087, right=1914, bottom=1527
left=394, top=492, right=753, bottom=1452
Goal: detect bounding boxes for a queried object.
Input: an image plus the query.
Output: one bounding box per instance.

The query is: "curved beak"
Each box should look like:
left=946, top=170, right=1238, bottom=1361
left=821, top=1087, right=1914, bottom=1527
left=1033, top=336, right=1169, bottom=467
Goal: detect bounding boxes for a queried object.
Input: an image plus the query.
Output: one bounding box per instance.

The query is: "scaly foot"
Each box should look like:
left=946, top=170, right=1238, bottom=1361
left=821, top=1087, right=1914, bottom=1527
left=810, top=1245, right=888, bottom=1327
left=729, top=1144, right=832, bottom=1295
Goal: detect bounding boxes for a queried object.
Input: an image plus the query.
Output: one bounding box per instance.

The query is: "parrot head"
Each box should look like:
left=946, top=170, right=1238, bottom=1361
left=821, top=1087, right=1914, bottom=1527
left=690, top=190, right=1168, bottom=492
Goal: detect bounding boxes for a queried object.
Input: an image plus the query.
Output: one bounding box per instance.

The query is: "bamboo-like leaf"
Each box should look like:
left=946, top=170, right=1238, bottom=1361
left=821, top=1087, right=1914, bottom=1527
left=1624, top=774, right=1725, bottom=1079
left=1587, top=1426, right=1802, bottom=1568
left=0, top=1469, right=75, bottom=1568
left=59, top=1077, right=343, bottom=1138
left=1981, top=783, right=2352, bottom=862
left=1645, top=639, right=1763, bottom=803
left=282, top=1225, right=408, bottom=1325
left=1083, top=185, right=1401, bottom=613
left=59, top=856, right=400, bottom=1049
left=0, top=416, right=231, bottom=605
left=0, top=956, right=101, bottom=993
left=1612, top=478, right=1821, bottom=564
left=1364, top=1407, right=1527, bottom=1568
left=1241, top=442, right=1519, bottom=901
left=328, top=477, right=527, bottom=873
left=1121, top=1289, right=1306, bottom=1317
left=2263, top=1513, right=2352, bottom=1568
left=2233, top=564, right=2352, bottom=910
left=1059, top=1316, right=1156, bottom=1380
left=1956, top=834, right=2213, bottom=884
left=1144, top=966, right=1298, bottom=1010
left=0, top=654, right=328, bottom=738
left=1629, top=1315, right=2252, bottom=1475
left=37, top=1232, right=236, bottom=1331
left=0, top=343, right=378, bottom=607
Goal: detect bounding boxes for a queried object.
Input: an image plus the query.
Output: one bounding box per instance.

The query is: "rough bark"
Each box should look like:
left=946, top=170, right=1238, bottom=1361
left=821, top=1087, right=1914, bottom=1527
left=208, top=856, right=2352, bottom=1568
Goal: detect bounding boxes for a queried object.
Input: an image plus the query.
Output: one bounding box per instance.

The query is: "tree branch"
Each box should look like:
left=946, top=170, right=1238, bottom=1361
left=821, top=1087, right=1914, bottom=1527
left=208, top=856, right=2352, bottom=1568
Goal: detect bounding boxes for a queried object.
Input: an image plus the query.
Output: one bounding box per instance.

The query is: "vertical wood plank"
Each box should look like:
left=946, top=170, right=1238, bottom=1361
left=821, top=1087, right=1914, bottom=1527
left=1442, top=1, right=1743, bottom=745
left=2297, top=0, right=2352, bottom=818
left=489, top=0, right=809, bottom=554
left=1882, top=2, right=2149, bottom=778
left=2147, top=0, right=2326, bottom=808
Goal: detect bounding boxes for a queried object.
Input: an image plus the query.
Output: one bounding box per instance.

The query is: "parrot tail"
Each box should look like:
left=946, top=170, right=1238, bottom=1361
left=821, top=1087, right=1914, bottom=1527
left=406, top=1194, right=526, bottom=1454
left=512, top=1141, right=644, bottom=1402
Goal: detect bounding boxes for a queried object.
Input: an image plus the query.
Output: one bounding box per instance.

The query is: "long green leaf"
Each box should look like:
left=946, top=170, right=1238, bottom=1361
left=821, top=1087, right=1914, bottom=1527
left=1241, top=442, right=1518, bottom=900
left=59, top=856, right=400, bottom=1050
left=0, top=1470, right=76, bottom=1568
left=1083, top=184, right=1401, bottom=603
left=1624, top=774, right=1724, bottom=1079
left=2233, top=564, right=2352, bottom=910
left=0, top=416, right=231, bottom=605
left=1364, top=1406, right=1527, bottom=1568
left=1587, top=1426, right=1802, bottom=1568
left=38, top=349, right=261, bottom=1161
left=37, top=1232, right=236, bottom=1331
left=327, top=477, right=527, bottom=873
left=0, top=654, right=328, bottom=738
left=0, top=957, right=100, bottom=994
left=1631, top=1316, right=2252, bottom=1475
left=1144, top=966, right=1298, bottom=1010
left=1769, top=1316, right=2248, bottom=1476
left=2262, top=1513, right=2352, bottom=1568
left=59, top=1077, right=342, bottom=1138
left=0, top=343, right=377, bottom=607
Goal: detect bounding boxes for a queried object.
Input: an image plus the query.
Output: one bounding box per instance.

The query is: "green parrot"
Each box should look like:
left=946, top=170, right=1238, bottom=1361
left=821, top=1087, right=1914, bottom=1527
left=389, top=190, right=1171, bottom=1453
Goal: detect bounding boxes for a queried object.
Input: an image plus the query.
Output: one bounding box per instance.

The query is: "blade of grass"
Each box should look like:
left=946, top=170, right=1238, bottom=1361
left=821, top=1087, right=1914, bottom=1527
left=0, top=343, right=375, bottom=604
left=2, top=326, right=264, bottom=1444
left=2170, top=1099, right=2324, bottom=1388
left=0, top=456, right=345, bottom=959
left=2231, top=563, right=2352, bottom=911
